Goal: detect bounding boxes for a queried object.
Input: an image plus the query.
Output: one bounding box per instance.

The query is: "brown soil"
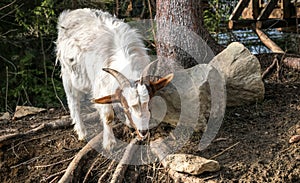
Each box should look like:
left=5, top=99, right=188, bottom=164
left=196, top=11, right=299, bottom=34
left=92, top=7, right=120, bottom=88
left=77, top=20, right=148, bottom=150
left=0, top=54, right=299, bottom=183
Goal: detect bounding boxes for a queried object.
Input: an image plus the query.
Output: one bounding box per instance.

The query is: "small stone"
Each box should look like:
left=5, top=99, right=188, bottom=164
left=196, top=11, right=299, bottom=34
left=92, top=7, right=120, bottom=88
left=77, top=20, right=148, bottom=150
left=289, top=135, right=300, bottom=144
left=0, top=112, right=10, bottom=120
left=165, top=154, right=220, bottom=175
left=13, top=106, right=46, bottom=120
left=49, top=108, right=56, bottom=113
left=296, top=129, right=300, bottom=135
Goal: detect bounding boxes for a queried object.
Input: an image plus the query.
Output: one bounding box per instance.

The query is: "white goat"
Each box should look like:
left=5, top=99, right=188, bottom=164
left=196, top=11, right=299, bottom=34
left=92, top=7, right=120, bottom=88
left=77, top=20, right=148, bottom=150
left=56, top=8, right=173, bottom=150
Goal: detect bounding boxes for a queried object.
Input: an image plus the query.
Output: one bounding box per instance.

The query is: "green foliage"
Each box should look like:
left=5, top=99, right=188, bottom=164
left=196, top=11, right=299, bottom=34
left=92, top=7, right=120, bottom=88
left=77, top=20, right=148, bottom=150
left=15, top=0, right=57, bottom=37
left=0, top=0, right=64, bottom=112
left=0, top=0, right=153, bottom=112
left=203, top=0, right=235, bottom=34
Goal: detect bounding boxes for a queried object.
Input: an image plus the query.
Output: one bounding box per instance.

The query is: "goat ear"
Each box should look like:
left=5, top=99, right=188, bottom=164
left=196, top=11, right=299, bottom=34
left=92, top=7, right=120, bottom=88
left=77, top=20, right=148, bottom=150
left=150, top=73, right=174, bottom=92
left=91, top=94, right=120, bottom=104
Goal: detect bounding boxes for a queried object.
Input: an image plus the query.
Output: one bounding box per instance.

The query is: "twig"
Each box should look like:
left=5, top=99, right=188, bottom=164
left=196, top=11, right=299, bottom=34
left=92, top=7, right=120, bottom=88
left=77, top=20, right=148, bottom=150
left=209, top=142, right=240, bottom=160
left=110, top=137, right=139, bottom=183
left=39, top=31, right=48, bottom=86
left=147, top=0, right=156, bottom=46
left=276, top=55, right=281, bottom=81
left=262, top=56, right=278, bottom=79
left=35, top=156, right=74, bottom=169
left=83, top=157, right=100, bottom=183
left=0, top=0, right=16, bottom=11
left=58, top=132, right=103, bottom=183
left=10, top=156, right=40, bottom=169
left=98, top=160, right=116, bottom=183
left=5, top=66, right=8, bottom=112
left=45, top=169, right=66, bottom=182
left=51, top=63, right=67, bottom=112
left=140, top=0, right=146, bottom=18
left=115, top=0, right=119, bottom=17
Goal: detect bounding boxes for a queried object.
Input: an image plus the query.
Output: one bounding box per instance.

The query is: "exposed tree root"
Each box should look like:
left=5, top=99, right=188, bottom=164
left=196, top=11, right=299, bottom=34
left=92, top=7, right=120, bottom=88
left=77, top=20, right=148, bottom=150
left=150, top=138, right=206, bottom=183
left=83, top=156, right=100, bottom=183
left=262, top=56, right=279, bottom=79
left=98, top=160, right=116, bottom=182
left=110, top=137, right=139, bottom=183
left=58, top=132, right=102, bottom=183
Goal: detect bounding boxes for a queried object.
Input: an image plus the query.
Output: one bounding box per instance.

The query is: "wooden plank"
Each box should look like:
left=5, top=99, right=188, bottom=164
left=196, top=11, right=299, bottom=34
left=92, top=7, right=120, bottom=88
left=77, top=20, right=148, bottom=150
left=229, top=0, right=251, bottom=20
left=252, top=0, right=260, bottom=19
left=228, top=19, right=256, bottom=29
left=256, top=18, right=300, bottom=29
left=229, top=18, right=300, bottom=30
left=254, top=28, right=284, bottom=53
left=257, top=0, right=279, bottom=20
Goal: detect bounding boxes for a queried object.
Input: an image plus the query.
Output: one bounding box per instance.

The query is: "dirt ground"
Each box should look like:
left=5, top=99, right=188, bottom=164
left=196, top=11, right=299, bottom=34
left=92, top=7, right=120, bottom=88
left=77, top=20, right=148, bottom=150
left=0, top=53, right=299, bottom=183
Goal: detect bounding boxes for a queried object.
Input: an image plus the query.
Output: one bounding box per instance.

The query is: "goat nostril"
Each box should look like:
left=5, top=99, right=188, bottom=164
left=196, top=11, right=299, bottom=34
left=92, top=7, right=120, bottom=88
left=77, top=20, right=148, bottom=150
left=139, top=130, right=148, bottom=137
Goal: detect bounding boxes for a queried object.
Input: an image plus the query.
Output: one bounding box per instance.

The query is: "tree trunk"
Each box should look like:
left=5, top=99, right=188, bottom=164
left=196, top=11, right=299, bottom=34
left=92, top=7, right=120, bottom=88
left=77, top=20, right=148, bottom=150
left=156, top=0, right=223, bottom=69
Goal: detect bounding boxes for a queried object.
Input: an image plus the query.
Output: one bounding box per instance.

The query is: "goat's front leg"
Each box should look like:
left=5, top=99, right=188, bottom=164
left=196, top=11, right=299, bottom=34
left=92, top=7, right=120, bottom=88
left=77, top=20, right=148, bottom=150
left=100, top=105, right=116, bottom=151
left=63, top=76, right=87, bottom=140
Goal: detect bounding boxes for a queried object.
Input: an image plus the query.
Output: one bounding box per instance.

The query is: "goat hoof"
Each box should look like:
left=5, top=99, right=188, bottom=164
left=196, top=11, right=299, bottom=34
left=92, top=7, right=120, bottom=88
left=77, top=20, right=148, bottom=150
left=74, top=125, right=87, bottom=140
left=103, top=138, right=117, bottom=151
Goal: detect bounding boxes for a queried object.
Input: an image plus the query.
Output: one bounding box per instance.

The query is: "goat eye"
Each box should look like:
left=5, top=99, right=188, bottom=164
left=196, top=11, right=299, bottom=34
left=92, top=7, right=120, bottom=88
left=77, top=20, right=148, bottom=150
left=141, top=102, right=148, bottom=110
left=132, top=104, right=139, bottom=111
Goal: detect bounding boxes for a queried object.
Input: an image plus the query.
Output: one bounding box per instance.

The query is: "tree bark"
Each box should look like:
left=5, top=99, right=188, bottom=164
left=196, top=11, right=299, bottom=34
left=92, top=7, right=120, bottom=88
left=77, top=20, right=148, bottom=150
left=156, top=0, right=223, bottom=69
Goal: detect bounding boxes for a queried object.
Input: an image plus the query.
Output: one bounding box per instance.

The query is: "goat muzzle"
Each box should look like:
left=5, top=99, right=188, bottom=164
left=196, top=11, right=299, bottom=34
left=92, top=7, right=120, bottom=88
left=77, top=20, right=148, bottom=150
left=123, top=106, right=148, bottom=140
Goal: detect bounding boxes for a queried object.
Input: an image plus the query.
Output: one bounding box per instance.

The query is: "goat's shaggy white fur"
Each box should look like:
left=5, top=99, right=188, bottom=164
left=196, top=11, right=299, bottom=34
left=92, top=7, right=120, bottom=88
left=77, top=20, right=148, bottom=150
left=56, top=8, right=150, bottom=150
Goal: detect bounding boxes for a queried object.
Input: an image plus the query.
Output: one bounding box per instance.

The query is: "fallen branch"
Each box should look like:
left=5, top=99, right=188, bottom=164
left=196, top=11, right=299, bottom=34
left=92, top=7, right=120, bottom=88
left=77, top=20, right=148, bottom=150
left=0, top=112, right=99, bottom=147
left=262, top=56, right=279, bottom=79
left=110, top=137, right=139, bottom=183
left=46, top=169, right=66, bottom=183
left=283, top=57, right=300, bottom=71
left=0, top=116, right=72, bottom=147
left=58, top=132, right=103, bottom=183
left=150, top=138, right=205, bottom=183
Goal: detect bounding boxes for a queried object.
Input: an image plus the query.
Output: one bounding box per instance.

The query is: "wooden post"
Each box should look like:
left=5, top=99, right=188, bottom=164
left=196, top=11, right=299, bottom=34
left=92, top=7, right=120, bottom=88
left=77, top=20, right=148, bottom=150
left=254, top=28, right=284, bottom=53
left=257, top=0, right=279, bottom=20
left=229, top=0, right=251, bottom=20
left=252, top=0, right=260, bottom=19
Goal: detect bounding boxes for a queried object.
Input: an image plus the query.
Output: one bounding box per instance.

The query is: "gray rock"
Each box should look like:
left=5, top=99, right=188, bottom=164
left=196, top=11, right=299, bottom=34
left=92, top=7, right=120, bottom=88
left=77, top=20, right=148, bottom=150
left=0, top=112, right=10, bottom=120
left=209, top=42, right=265, bottom=106
left=165, top=154, right=220, bottom=175
left=13, top=106, right=46, bottom=120
left=154, top=42, right=264, bottom=131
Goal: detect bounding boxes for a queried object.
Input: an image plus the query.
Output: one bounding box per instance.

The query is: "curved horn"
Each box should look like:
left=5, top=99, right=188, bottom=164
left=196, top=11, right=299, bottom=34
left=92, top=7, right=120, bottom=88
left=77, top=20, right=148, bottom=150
left=140, top=60, right=158, bottom=85
left=103, top=68, right=131, bottom=89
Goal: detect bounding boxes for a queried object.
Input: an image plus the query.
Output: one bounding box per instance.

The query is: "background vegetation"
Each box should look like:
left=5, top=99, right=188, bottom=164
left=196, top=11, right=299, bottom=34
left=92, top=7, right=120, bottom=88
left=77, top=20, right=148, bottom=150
left=0, top=0, right=298, bottom=112
left=0, top=0, right=157, bottom=112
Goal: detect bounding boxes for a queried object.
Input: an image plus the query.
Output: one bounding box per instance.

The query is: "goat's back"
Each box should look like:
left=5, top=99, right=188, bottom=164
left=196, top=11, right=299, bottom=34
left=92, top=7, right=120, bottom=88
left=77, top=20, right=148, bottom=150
left=56, top=8, right=149, bottom=95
